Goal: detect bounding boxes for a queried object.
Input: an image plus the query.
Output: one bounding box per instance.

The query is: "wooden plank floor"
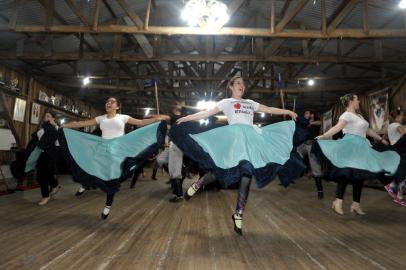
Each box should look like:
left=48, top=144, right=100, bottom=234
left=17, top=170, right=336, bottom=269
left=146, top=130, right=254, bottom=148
left=0, top=169, right=405, bottom=270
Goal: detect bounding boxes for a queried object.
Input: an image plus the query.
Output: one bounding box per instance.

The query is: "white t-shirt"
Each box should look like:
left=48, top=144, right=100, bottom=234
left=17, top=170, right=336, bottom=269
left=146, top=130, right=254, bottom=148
left=95, top=114, right=130, bottom=139
left=388, top=122, right=403, bottom=145
left=339, top=112, right=369, bottom=137
left=216, top=98, right=260, bottom=126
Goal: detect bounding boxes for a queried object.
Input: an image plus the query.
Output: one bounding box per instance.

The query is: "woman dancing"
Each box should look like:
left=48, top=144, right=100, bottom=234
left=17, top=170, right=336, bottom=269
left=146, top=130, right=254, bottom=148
left=384, top=109, right=406, bottom=206
left=315, top=94, right=400, bottom=215
left=11, top=111, right=61, bottom=205
left=62, top=97, right=166, bottom=219
left=171, top=76, right=299, bottom=235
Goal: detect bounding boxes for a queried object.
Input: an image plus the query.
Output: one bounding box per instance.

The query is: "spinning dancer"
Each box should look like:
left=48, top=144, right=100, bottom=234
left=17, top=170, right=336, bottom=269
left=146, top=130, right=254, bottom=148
left=315, top=94, right=400, bottom=215
left=171, top=76, right=300, bottom=235
left=62, top=97, right=167, bottom=219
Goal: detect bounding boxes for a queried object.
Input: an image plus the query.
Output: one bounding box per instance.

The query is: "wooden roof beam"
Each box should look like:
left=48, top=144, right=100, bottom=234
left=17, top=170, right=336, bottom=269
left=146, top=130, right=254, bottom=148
left=275, top=0, right=309, bottom=32
left=64, top=0, right=90, bottom=26
left=3, top=52, right=406, bottom=63
left=327, top=0, right=358, bottom=31
left=6, top=25, right=406, bottom=38
left=117, top=0, right=154, bottom=58
left=92, top=0, right=101, bottom=31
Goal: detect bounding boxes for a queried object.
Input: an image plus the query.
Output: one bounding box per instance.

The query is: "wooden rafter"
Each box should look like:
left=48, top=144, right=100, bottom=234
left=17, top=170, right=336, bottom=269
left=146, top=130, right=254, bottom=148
left=275, top=0, right=309, bottom=32
left=144, top=0, right=152, bottom=30
left=46, top=80, right=372, bottom=95
left=37, top=0, right=95, bottom=52
left=321, top=0, right=327, bottom=33
left=117, top=0, right=154, bottom=58
left=5, top=25, right=406, bottom=38
left=362, top=0, right=369, bottom=34
left=270, top=0, right=275, bottom=33
left=327, top=0, right=358, bottom=31
left=3, top=51, right=406, bottom=64
left=45, top=0, right=54, bottom=30
left=64, top=0, right=90, bottom=26
left=9, top=0, right=22, bottom=29
left=92, top=0, right=101, bottom=31
left=32, top=72, right=394, bottom=82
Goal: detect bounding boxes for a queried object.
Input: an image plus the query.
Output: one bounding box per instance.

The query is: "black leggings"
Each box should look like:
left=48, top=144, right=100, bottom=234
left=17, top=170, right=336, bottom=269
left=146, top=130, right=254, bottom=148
left=37, top=152, right=58, bottom=198
left=130, top=166, right=144, bottom=188
left=195, top=172, right=252, bottom=217
left=336, top=177, right=364, bottom=203
left=106, top=193, right=115, bottom=207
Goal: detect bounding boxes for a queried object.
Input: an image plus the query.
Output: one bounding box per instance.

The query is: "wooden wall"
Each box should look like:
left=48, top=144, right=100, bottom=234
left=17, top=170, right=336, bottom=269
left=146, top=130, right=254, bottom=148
left=391, top=80, right=406, bottom=110
left=0, top=65, right=102, bottom=163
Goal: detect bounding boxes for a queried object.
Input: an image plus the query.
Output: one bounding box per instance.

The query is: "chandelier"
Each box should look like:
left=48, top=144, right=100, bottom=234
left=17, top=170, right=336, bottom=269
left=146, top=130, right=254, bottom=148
left=181, top=0, right=229, bottom=28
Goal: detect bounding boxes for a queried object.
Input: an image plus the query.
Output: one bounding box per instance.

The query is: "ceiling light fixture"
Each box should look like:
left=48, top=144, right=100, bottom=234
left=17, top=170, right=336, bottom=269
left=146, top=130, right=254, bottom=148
left=308, top=79, right=315, bottom=86
left=181, top=0, right=229, bottom=28
left=82, top=77, right=90, bottom=86
left=399, top=0, right=406, bottom=9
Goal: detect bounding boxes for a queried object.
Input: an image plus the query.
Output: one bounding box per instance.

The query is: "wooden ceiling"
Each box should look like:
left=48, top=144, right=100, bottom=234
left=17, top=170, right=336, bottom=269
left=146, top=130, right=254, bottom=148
left=1, top=0, right=406, bottom=116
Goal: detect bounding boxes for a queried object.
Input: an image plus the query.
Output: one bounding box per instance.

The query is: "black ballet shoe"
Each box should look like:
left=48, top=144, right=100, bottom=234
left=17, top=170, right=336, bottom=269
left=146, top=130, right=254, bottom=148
left=165, top=179, right=171, bottom=185
left=169, top=196, right=184, bottom=203
left=232, top=214, right=243, bottom=236
left=151, top=176, right=157, bottom=181
left=317, top=191, right=324, bottom=200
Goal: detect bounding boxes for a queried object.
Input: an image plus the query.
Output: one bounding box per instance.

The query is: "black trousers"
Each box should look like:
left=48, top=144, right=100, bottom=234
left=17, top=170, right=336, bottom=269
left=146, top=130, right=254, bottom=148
left=37, top=152, right=58, bottom=198
left=106, top=193, right=115, bottom=206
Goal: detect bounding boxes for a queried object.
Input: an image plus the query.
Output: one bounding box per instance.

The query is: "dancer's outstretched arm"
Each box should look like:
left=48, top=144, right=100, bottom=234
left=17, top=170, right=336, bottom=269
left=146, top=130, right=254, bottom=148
left=176, top=107, right=220, bottom=124
left=316, top=120, right=346, bottom=139
left=257, top=104, right=297, bottom=121
left=62, top=119, right=97, bottom=129
left=127, top=115, right=169, bottom=126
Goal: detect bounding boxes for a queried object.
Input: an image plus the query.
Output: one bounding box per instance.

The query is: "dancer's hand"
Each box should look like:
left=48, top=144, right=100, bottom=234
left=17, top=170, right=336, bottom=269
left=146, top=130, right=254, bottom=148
left=315, top=135, right=325, bottom=140
left=152, top=114, right=170, bottom=121
left=381, top=139, right=389, bottom=145
left=289, top=111, right=298, bottom=121
left=176, top=116, right=188, bottom=125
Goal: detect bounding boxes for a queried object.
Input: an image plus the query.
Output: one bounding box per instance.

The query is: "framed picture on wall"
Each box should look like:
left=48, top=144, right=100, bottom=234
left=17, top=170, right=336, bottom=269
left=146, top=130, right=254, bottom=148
left=31, top=102, right=41, bottom=124
left=368, top=89, right=389, bottom=134
left=12, top=98, right=26, bottom=122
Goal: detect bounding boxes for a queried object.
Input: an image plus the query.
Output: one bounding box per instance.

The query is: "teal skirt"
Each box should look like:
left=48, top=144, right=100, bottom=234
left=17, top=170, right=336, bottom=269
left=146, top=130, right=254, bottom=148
left=170, top=121, right=306, bottom=188
left=314, top=134, right=400, bottom=181
left=59, top=121, right=166, bottom=194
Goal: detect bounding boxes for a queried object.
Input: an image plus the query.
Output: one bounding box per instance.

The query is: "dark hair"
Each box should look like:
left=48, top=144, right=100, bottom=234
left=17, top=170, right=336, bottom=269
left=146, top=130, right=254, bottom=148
left=227, top=76, right=243, bottom=91
left=340, top=93, right=356, bottom=107
left=390, top=107, right=403, bottom=121
left=106, top=97, right=121, bottom=112
left=45, top=110, right=56, bottom=118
